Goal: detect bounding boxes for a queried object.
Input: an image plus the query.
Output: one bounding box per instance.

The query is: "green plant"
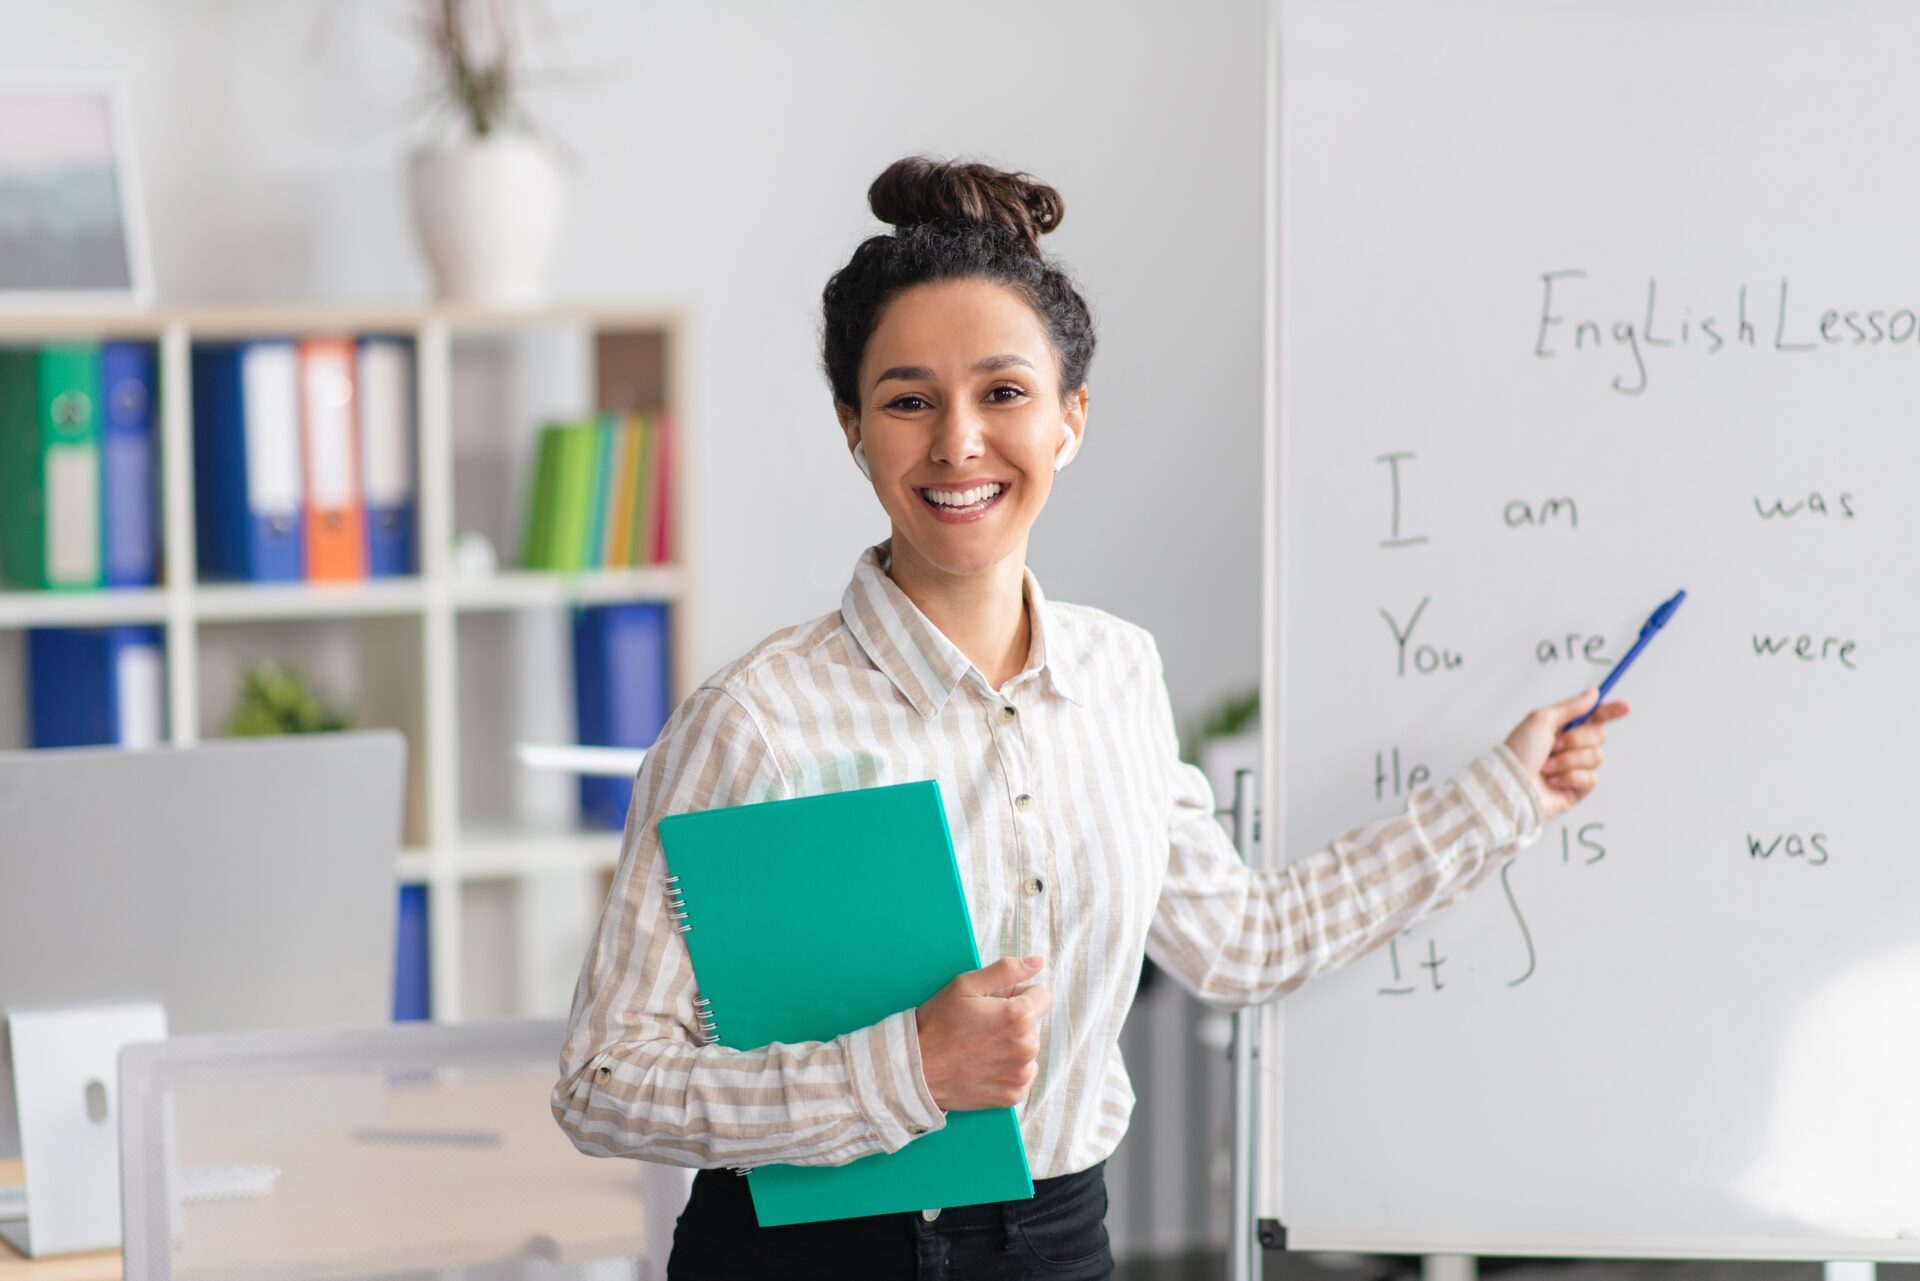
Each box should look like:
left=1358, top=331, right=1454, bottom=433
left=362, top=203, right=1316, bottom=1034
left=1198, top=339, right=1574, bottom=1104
left=422, top=0, right=526, bottom=137
left=227, top=662, right=354, bottom=737
left=1182, top=689, right=1259, bottom=764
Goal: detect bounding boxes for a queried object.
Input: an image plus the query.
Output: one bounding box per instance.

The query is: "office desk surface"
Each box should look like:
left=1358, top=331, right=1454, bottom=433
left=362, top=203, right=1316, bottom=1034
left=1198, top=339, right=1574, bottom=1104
left=0, top=1066, right=673, bottom=1278
left=0, top=1245, right=119, bottom=1281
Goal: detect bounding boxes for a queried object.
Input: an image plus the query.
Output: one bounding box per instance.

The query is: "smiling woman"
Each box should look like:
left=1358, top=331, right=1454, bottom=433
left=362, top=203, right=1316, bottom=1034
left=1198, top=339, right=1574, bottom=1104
left=821, top=158, right=1094, bottom=688
left=551, top=155, right=1630, bottom=1281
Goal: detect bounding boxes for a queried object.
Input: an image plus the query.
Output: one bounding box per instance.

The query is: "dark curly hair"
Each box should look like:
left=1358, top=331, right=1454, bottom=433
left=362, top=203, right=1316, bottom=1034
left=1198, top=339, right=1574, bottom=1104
left=821, top=156, right=1097, bottom=412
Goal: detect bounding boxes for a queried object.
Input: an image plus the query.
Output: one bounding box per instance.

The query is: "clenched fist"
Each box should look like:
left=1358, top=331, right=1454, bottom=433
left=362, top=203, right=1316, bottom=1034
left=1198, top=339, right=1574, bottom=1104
left=914, top=954, right=1052, bottom=1112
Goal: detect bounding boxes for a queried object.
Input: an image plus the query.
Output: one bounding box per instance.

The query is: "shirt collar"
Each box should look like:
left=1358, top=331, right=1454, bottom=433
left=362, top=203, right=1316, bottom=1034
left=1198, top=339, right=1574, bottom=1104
left=840, top=539, right=1083, bottom=719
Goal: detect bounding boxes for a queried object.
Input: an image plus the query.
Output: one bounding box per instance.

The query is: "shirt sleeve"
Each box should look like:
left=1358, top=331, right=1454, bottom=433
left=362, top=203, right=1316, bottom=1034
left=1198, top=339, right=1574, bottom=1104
left=1143, top=642, right=1544, bottom=1010
left=551, top=684, right=947, bottom=1169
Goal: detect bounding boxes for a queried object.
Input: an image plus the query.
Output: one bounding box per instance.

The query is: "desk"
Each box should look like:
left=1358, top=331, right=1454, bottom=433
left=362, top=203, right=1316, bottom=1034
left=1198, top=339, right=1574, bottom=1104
left=1, top=1063, right=681, bottom=1278
left=0, top=1163, right=118, bottom=1280
left=0, top=1244, right=118, bottom=1281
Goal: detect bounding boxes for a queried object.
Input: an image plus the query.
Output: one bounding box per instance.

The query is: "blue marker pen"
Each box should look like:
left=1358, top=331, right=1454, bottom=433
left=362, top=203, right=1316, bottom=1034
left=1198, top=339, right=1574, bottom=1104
left=1563, top=589, right=1686, bottom=730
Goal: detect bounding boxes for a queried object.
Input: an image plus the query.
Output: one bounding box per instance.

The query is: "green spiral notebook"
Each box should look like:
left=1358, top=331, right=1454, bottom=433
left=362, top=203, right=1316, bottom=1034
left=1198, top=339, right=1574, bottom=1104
left=656, top=779, right=1033, bottom=1226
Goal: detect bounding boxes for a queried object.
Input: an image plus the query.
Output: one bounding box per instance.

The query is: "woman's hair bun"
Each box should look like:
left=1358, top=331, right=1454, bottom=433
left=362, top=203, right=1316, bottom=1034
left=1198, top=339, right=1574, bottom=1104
left=868, top=156, right=1064, bottom=251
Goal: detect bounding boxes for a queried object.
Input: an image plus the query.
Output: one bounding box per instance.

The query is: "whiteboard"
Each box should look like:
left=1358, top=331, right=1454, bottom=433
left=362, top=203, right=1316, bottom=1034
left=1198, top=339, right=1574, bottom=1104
left=1259, top=0, right=1920, bottom=1260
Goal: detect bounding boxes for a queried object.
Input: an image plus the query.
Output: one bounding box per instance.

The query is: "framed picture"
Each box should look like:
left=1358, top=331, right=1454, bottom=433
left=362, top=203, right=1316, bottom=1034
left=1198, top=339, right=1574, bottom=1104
left=0, top=76, right=153, bottom=309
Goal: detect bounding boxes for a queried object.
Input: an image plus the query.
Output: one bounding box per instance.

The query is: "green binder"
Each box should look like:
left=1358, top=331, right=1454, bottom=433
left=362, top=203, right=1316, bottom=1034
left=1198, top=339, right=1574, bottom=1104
left=0, top=345, right=103, bottom=590
left=656, top=779, right=1033, bottom=1226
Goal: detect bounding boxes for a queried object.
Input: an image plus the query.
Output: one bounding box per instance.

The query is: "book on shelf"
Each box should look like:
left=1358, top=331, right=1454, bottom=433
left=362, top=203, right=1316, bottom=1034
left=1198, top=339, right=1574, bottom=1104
left=26, top=625, right=166, bottom=748
left=191, top=334, right=419, bottom=586
left=394, top=882, right=431, bottom=1022
left=632, top=410, right=658, bottom=565
left=520, top=411, right=674, bottom=573
left=552, top=420, right=597, bottom=574
left=521, top=421, right=557, bottom=571
left=101, top=342, right=160, bottom=588
left=0, top=343, right=129, bottom=591
left=357, top=338, right=416, bottom=578
left=602, top=416, right=641, bottom=567
left=572, top=600, right=671, bottom=830
left=651, top=412, right=674, bottom=565
left=297, top=337, right=369, bottom=582
left=582, top=419, right=615, bottom=575
left=192, top=340, right=306, bottom=582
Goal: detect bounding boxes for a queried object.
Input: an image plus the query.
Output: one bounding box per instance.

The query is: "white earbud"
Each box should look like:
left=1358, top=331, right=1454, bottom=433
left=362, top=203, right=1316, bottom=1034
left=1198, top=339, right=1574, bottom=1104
left=1053, top=426, right=1078, bottom=473
left=852, top=440, right=871, bottom=479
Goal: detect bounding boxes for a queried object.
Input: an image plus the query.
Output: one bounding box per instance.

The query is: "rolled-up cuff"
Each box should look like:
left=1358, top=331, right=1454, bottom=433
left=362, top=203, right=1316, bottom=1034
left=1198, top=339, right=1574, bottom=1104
left=842, top=1009, right=947, bottom=1154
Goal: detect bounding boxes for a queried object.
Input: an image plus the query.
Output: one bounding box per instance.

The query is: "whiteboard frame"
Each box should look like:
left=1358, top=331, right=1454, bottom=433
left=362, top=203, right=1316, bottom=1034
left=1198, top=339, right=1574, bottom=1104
left=1251, top=0, right=1920, bottom=1263
left=1271, top=1232, right=1920, bottom=1264
left=1249, top=0, right=1286, bottom=1271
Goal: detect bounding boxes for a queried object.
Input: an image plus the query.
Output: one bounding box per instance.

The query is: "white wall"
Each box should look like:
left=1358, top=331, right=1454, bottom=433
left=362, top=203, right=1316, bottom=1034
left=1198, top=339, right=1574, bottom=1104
left=0, top=0, right=1265, bottom=735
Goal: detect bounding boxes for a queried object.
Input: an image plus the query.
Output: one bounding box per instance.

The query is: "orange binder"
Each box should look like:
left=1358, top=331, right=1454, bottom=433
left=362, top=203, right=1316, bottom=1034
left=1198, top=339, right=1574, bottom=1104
left=298, top=338, right=368, bottom=580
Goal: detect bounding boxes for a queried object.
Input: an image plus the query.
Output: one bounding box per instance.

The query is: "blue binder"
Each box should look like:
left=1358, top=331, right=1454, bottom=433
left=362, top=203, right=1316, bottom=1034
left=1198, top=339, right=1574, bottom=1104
left=27, top=626, right=165, bottom=747
left=572, top=602, right=672, bottom=829
left=358, top=338, right=416, bottom=578
left=100, top=342, right=159, bottom=587
left=191, top=342, right=305, bottom=582
left=393, top=883, right=431, bottom=1021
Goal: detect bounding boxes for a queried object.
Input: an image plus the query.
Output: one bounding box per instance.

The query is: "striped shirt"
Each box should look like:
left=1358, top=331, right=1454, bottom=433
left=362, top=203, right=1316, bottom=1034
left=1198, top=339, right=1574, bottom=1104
left=552, top=539, right=1543, bottom=1179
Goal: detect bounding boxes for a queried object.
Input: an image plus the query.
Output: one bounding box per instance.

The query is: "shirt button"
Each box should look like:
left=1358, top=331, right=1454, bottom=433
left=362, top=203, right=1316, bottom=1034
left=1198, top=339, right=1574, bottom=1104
left=1024, top=877, right=1045, bottom=896
left=999, top=705, right=1017, bottom=723
left=1014, top=793, right=1033, bottom=811
left=922, top=1208, right=941, bottom=1222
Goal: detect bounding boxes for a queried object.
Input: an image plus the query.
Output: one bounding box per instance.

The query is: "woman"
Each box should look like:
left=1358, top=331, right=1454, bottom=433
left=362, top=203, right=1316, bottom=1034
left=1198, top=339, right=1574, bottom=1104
left=553, top=156, right=1627, bottom=1280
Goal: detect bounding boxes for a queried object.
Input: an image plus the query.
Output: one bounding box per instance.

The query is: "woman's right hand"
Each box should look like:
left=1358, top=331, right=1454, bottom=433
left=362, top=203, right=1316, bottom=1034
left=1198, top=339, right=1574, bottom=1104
left=1504, top=686, right=1631, bottom=822
left=914, top=954, right=1051, bottom=1112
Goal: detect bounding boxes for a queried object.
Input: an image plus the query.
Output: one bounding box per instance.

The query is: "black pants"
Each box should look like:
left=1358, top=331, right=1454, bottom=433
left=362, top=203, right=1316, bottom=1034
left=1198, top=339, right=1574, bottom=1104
left=666, top=1160, right=1113, bottom=1280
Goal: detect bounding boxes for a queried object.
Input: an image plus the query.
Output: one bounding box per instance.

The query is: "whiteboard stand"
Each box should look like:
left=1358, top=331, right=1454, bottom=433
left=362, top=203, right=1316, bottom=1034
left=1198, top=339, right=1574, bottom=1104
left=1423, top=1255, right=1477, bottom=1281
left=1828, top=1261, right=1875, bottom=1281
left=1225, top=768, right=1269, bottom=1281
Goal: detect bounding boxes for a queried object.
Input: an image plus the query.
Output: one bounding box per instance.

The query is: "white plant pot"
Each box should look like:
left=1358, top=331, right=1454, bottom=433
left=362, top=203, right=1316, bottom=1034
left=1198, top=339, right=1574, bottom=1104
left=408, top=134, right=567, bottom=306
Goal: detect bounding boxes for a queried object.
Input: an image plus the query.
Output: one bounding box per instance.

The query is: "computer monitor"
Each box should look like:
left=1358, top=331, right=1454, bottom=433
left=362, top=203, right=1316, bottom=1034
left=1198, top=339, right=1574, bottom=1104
left=0, top=732, right=405, bottom=1252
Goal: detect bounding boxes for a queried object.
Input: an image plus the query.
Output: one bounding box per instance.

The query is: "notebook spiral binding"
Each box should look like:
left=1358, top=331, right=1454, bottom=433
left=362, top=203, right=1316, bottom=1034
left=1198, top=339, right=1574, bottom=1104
left=664, top=874, right=693, bottom=935
left=667, top=873, right=753, bottom=1177
left=693, top=996, right=719, bottom=1043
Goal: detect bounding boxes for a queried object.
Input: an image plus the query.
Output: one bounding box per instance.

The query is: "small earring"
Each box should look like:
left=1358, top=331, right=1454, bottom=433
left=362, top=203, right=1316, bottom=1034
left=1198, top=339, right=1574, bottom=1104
left=852, top=440, right=871, bottom=479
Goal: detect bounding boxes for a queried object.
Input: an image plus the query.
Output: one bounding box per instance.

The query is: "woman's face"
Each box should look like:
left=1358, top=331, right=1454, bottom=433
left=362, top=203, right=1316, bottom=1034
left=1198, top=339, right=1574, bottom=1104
left=841, top=277, right=1087, bottom=581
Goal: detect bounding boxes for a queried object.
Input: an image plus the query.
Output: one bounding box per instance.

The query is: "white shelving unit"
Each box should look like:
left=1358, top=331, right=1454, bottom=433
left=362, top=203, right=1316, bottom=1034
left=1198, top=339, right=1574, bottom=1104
left=0, top=302, right=691, bottom=1020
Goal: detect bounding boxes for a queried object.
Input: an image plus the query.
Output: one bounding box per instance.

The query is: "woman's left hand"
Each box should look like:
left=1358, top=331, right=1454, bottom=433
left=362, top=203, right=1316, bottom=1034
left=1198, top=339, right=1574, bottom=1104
left=1503, top=687, right=1632, bottom=822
